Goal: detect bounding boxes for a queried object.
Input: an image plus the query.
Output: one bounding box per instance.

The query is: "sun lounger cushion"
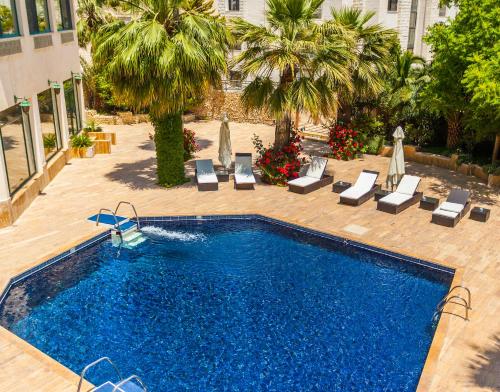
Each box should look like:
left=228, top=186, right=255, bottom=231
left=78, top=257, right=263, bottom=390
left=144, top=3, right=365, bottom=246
left=235, top=173, right=255, bottom=184
left=395, top=175, right=421, bottom=195
left=306, top=157, right=328, bottom=179
left=447, top=189, right=469, bottom=206
left=432, top=208, right=459, bottom=219
left=438, top=202, right=464, bottom=213
left=235, top=154, right=256, bottom=184
left=340, top=171, right=378, bottom=199
left=379, top=192, right=413, bottom=206
left=288, top=176, right=319, bottom=187
left=196, top=160, right=218, bottom=184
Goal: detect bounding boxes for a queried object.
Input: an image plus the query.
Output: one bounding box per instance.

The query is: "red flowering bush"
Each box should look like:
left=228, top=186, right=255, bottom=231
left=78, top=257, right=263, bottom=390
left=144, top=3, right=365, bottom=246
left=183, top=128, right=199, bottom=161
left=252, top=132, right=305, bottom=186
left=327, top=124, right=366, bottom=160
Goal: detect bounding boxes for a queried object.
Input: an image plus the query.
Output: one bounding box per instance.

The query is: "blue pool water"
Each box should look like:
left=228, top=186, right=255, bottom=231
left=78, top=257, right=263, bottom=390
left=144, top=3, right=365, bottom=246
left=0, top=217, right=452, bottom=391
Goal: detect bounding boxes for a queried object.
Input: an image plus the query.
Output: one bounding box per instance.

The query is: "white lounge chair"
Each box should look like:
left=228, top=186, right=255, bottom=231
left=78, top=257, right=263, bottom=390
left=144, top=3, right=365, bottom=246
left=234, top=153, right=256, bottom=190
left=195, top=159, right=218, bottom=191
left=288, top=156, right=333, bottom=194
left=432, top=188, right=471, bottom=227
left=377, top=175, right=422, bottom=214
left=339, top=170, right=380, bottom=206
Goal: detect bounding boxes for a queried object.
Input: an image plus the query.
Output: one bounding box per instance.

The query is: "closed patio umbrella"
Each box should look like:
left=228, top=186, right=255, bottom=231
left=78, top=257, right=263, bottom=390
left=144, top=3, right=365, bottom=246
left=386, top=126, right=406, bottom=190
left=218, top=113, right=232, bottom=170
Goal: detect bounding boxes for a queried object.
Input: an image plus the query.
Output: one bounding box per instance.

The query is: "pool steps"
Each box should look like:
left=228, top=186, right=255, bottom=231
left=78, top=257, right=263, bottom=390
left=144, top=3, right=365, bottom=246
left=93, top=380, right=145, bottom=392
left=89, top=201, right=144, bottom=248
left=78, top=357, right=147, bottom=392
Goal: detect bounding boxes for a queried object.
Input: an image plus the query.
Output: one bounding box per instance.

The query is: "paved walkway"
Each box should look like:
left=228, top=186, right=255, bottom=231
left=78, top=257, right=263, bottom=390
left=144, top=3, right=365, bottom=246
left=0, top=121, right=498, bottom=391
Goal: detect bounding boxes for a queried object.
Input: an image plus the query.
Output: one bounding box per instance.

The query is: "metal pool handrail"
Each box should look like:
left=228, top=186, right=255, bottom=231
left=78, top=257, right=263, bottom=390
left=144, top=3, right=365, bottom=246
left=77, top=357, right=123, bottom=392
left=433, top=285, right=471, bottom=322
left=114, top=201, right=140, bottom=229
left=95, top=208, right=120, bottom=230
left=112, top=375, right=148, bottom=392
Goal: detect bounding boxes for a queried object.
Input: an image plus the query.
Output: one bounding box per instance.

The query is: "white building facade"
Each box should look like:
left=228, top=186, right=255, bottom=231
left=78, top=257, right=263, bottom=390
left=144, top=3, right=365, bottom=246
left=0, top=0, right=83, bottom=226
left=218, top=0, right=456, bottom=59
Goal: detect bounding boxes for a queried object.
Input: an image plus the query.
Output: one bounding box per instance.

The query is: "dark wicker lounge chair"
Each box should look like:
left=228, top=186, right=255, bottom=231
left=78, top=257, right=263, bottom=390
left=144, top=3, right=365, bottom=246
left=431, top=188, right=471, bottom=227
left=288, top=156, right=333, bottom=194
left=339, top=170, right=381, bottom=206
left=234, top=153, right=256, bottom=190
left=195, top=159, right=218, bottom=191
left=377, top=175, right=422, bottom=214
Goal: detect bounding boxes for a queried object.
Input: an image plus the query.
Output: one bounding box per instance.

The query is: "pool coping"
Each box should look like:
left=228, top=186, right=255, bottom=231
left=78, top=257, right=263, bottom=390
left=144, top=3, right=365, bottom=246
left=0, top=213, right=463, bottom=391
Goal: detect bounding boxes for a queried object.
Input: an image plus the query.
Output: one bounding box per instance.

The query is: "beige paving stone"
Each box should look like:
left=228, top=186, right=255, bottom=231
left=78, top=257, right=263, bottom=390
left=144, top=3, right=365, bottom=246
left=0, top=120, right=498, bottom=391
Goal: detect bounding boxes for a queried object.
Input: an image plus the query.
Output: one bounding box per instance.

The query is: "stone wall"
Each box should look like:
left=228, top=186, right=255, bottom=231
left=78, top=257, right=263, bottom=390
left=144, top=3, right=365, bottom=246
left=380, top=145, right=500, bottom=187
left=192, top=90, right=274, bottom=125
left=85, top=110, right=149, bottom=125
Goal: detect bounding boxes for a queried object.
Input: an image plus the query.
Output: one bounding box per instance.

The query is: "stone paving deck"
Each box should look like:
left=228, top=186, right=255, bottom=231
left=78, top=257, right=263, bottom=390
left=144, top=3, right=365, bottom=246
left=0, top=120, right=498, bottom=391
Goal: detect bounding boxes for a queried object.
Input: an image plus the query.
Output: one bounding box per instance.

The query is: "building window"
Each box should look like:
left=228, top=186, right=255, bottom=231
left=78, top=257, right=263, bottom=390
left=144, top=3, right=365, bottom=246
left=387, top=0, right=398, bottom=11
left=0, top=0, right=19, bottom=38
left=38, top=88, right=62, bottom=161
left=228, top=0, right=239, bottom=11
left=63, top=78, right=81, bottom=135
left=407, top=0, right=418, bottom=51
left=54, top=0, right=72, bottom=30
left=0, top=105, right=36, bottom=195
left=25, top=0, right=51, bottom=34
left=439, top=5, right=446, bottom=17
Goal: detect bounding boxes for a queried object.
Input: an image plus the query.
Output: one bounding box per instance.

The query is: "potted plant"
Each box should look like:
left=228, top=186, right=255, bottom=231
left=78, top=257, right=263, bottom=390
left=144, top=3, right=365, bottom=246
left=43, top=133, right=57, bottom=156
left=83, top=120, right=103, bottom=132
left=70, top=133, right=95, bottom=158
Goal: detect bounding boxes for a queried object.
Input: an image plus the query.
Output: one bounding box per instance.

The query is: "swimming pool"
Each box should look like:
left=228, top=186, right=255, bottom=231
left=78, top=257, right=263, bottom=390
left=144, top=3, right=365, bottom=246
left=0, top=215, right=453, bottom=391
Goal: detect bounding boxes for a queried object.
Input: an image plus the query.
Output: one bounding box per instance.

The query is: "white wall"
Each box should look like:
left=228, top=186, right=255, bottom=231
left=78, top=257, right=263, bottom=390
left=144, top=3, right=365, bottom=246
left=0, top=0, right=81, bottom=199
left=216, top=0, right=456, bottom=60
left=0, top=0, right=81, bottom=111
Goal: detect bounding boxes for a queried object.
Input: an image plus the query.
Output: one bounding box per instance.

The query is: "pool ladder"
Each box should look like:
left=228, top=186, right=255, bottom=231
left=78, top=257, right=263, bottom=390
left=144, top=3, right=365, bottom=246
left=95, top=201, right=141, bottom=232
left=77, top=357, right=147, bottom=392
left=432, top=285, right=471, bottom=322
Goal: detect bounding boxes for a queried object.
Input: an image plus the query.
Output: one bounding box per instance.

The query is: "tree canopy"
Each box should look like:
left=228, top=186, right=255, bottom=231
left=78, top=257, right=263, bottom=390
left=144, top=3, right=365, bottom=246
left=425, top=0, right=500, bottom=154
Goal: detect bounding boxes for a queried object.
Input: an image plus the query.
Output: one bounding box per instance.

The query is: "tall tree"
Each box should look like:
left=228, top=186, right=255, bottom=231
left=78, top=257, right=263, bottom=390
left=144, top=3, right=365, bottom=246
left=326, top=8, right=397, bottom=124
left=425, top=0, right=499, bottom=157
left=231, top=0, right=354, bottom=150
left=94, top=0, right=230, bottom=186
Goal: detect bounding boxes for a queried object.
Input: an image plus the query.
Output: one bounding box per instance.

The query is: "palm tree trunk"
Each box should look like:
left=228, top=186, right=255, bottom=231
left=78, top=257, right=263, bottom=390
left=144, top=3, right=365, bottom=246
left=151, top=111, right=187, bottom=187
left=446, top=112, right=461, bottom=149
left=492, top=133, right=500, bottom=164
left=275, top=113, right=292, bottom=151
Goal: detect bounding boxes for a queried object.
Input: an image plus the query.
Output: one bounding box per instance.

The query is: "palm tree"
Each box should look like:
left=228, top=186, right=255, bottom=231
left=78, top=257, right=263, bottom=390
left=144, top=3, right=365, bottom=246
left=231, top=0, right=354, bottom=150
left=94, top=0, right=230, bottom=186
left=326, top=8, right=397, bottom=124
left=388, top=51, right=427, bottom=112
left=77, top=0, right=110, bottom=48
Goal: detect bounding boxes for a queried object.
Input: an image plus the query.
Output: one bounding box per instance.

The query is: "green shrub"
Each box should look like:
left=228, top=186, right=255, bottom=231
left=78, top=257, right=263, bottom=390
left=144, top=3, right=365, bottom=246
left=183, top=128, right=199, bottom=161
left=404, top=123, right=436, bottom=147
left=363, top=135, right=385, bottom=155
left=71, top=133, right=93, bottom=148
left=83, top=120, right=103, bottom=132
left=482, top=163, right=500, bottom=175
left=351, top=113, right=385, bottom=138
